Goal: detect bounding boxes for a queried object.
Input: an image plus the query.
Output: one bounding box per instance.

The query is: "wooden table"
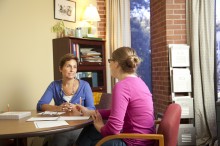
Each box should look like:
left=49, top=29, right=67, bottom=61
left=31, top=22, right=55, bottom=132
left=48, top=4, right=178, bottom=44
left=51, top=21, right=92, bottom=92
left=0, top=111, right=93, bottom=146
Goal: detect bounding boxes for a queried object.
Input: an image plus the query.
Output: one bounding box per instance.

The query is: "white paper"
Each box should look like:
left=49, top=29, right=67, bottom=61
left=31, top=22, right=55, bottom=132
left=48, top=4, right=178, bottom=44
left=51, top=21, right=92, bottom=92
left=0, top=111, right=31, bottom=119
left=57, top=116, right=90, bottom=121
left=34, top=121, right=69, bottom=128
left=38, top=111, right=65, bottom=116
left=27, top=116, right=90, bottom=121
left=27, top=117, right=59, bottom=121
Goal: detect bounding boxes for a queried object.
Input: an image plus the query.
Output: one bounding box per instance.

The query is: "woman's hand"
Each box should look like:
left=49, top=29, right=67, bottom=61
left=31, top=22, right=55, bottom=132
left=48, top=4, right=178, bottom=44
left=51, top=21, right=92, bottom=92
left=92, top=110, right=104, bottom=132
left=75, top=104, right=94, bottom=116
left=60, top=102, right=76, bottom=112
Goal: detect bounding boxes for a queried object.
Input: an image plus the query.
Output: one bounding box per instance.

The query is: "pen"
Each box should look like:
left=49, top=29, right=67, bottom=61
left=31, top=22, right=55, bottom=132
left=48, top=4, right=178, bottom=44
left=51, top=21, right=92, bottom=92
left=80, top=97, right=82, bottom=105
left=79, top=97, right=82, bottom=115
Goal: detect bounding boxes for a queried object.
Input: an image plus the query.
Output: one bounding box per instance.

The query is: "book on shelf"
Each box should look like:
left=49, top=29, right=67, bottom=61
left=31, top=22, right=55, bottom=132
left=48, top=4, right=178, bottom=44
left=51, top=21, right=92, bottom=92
left=72, top=44, right=77, bottom=57
left=80, top=48, right=102, bottom=62
left=80, top=48, right=101, bottom=55
left=0, top=111, right=31, bottom=119
left=92, top=72, right=98, bottom=87
left=81, top=57, right=102, bottom=62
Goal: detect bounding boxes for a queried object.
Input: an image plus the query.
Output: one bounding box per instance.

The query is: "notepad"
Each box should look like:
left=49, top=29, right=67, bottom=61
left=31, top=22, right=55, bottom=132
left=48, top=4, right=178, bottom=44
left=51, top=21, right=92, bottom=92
left=0, top=111, right=31, bottom=119
left=27, top=116, right=90, bottom=121
left=34, top=121, right=69, bottom=128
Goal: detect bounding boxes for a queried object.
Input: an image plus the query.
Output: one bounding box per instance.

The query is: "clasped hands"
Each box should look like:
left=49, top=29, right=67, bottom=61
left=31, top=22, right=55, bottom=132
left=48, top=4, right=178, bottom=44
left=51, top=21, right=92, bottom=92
left=60, top=102, right=77, bottom=112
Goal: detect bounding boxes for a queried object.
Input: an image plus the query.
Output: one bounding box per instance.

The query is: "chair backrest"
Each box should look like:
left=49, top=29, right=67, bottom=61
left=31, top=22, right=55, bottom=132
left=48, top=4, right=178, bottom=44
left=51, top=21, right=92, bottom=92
left=95, top=93, right=112, bottom=109
left=156, top=103, right=181, bottom=146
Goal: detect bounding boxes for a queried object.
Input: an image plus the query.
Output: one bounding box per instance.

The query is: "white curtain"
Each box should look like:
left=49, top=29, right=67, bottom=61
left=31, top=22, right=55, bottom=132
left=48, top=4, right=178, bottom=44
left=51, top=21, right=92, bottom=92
left=105, top=0, right=131, bottom=92
left=186, top=0, right=217, bottom=145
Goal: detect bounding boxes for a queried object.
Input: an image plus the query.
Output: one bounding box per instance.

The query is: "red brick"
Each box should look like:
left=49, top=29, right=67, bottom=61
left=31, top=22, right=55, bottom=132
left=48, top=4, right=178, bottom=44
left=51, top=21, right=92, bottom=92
left=151, top=0, right=186, bottom=113
left=166, top=4, right=181, bottom=9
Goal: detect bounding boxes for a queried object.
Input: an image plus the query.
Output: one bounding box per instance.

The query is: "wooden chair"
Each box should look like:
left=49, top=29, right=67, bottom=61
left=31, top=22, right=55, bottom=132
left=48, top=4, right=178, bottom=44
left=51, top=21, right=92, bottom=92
left=95, top=103, right=181, bottom=146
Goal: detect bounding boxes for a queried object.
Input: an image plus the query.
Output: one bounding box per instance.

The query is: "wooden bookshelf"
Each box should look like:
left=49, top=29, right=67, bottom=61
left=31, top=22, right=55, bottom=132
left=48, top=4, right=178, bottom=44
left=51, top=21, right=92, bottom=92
left=52, top=37, right=106, bottom=92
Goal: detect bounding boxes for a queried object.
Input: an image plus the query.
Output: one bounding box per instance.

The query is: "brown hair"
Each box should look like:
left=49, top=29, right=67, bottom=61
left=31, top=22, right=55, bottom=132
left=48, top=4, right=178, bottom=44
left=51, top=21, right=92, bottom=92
left=112, top=47, right=141, bottom=73
left=59, top=53, right=78, bottom=69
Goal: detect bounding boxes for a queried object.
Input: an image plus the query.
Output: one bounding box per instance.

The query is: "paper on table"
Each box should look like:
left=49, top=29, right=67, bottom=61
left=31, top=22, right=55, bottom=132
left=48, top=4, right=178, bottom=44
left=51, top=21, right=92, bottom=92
left=57, top=116, right=90, bottom=121
left=34, top=121, right=69, bottom=128
left=27, top=117, right=59, bottom=121
left=38, top=111, right=65, bottom=116
left=27, top=116, right=90, bottom=121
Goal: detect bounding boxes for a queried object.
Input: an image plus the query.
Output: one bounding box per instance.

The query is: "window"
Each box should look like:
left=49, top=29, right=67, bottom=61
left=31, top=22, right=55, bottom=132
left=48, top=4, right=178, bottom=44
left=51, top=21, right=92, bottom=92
left=130, top=0, right=151, bottom=91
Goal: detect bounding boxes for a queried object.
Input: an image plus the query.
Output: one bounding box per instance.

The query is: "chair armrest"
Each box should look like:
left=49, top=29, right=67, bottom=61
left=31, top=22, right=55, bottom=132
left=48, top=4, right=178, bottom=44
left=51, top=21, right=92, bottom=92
left=95, top=133, right=164, bottom=146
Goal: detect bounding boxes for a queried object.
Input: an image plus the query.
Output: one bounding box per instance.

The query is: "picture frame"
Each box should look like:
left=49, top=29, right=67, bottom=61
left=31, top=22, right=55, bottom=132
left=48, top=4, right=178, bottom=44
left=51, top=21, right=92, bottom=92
left=54, top=0, right=76, bottom=22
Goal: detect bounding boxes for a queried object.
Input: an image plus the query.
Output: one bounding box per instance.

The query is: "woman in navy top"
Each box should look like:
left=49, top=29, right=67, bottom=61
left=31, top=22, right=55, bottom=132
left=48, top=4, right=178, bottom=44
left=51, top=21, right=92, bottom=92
left=36, top=53, right=95, bottom=146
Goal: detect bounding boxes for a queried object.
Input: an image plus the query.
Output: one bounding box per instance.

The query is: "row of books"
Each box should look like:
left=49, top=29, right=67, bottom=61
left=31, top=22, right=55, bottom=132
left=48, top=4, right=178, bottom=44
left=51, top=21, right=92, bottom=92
left=71, top=44, right=102, bottom=62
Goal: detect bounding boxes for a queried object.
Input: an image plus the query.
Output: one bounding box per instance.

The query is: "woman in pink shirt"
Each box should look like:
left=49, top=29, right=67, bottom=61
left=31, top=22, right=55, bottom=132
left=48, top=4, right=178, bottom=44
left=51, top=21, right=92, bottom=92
left=76, top=47, right=155, bottom=146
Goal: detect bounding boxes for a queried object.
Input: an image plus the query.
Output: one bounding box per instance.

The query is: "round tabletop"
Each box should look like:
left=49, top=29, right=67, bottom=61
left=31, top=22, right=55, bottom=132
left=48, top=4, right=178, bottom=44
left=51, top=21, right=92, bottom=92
left=0, top=111, right=92, bottom=139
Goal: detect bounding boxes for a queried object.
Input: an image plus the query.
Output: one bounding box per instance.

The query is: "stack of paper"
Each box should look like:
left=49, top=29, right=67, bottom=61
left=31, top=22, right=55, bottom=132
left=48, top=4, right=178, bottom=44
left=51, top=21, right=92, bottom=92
left=0, top=111, right=31, bottom=119
left=80, top=48, right=102, bottom=62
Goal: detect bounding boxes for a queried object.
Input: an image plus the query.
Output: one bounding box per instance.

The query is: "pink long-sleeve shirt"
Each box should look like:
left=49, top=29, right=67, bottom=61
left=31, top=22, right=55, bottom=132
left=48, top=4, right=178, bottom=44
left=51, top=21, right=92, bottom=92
left=99, top=77, right=155, bottom=146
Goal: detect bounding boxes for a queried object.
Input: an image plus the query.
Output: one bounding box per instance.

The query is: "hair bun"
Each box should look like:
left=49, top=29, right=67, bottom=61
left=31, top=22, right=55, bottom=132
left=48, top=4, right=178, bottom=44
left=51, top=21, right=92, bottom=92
left=112, top=47, right=141, bottom=73
left=126, top=55, right=141, bottom=68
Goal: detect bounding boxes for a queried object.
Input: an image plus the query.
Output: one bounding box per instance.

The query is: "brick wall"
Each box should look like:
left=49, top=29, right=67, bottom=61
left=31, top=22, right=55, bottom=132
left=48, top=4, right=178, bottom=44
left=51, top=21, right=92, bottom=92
left=97, top=0, right=106, bottom=39
left=97, top=0, right=187, bottom=115
left=151, top=0, right=186, bottom=115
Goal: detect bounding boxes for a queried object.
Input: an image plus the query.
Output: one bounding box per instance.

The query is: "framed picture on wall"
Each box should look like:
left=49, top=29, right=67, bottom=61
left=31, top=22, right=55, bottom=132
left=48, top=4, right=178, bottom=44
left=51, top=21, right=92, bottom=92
left=54, top=0, right=76, bottom=22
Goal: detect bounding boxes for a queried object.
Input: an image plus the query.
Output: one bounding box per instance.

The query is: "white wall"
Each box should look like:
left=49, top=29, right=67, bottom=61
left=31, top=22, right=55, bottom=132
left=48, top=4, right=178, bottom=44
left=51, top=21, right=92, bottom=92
left=0, top=0, right=97, bottom=112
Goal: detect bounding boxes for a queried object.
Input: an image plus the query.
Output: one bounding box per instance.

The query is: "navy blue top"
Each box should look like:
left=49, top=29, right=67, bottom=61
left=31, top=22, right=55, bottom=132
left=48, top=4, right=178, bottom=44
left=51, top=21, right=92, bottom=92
left=37, top=80, right=95, bottom=111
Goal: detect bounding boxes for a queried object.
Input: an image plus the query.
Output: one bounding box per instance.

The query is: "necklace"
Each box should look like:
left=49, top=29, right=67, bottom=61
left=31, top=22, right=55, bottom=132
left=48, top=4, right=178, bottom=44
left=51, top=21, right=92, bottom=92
left=61, top=87, right=75, bottom=96
left=61, top=80, right=76, bottom=96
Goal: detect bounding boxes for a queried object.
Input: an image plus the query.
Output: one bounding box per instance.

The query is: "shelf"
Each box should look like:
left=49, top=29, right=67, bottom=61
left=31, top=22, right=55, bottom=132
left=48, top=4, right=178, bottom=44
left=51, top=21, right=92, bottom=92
left=53, top=37, right=106, bottom=92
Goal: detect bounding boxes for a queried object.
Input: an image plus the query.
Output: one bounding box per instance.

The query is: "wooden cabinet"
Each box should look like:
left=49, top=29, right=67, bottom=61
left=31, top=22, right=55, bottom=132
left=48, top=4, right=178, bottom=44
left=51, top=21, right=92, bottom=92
left=53, top=37, right=106, bottom=92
